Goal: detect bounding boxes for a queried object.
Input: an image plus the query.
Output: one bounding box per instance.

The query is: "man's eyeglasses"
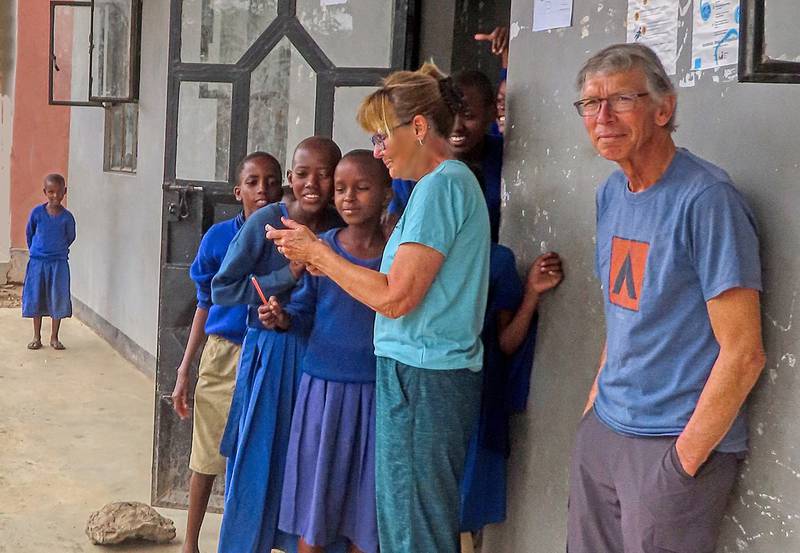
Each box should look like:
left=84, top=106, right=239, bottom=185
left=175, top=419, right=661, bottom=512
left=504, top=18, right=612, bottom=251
left=370, top=121, right=412, bottom=151
left=573, top=92, right=650, bottom=117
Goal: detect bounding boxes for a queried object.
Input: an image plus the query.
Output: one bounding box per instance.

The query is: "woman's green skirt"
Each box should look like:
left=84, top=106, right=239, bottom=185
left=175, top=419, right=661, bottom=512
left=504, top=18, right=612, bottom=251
left=375, top=356, right=482, bottom=553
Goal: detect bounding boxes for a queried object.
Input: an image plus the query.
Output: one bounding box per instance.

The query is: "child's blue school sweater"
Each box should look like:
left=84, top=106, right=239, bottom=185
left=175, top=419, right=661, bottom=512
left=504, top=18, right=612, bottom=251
left=212, top=203, right=301, bottom=329
left=26, top=204, right=76, bottom=260
left=189, top=212, right=248, bottom=344
left=285, top=228, right=381, bottom=383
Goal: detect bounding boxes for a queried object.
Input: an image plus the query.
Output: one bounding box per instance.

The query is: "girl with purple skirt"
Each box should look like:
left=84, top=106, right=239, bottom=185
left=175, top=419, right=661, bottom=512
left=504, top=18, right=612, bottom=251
left=260, top=150, right=391, bottom=553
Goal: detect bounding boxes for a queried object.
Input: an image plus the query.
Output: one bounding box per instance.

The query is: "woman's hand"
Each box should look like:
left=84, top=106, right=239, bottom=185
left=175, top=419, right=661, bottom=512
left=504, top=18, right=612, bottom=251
left=526, top=252, right=564, bottom=295
left=258, top=296, right=290, bottom=330
left=305, top=263, right=325, bottom=277
left=289, top=261, right=306, bottom=280
left=266, top=218, right=328, bottom=265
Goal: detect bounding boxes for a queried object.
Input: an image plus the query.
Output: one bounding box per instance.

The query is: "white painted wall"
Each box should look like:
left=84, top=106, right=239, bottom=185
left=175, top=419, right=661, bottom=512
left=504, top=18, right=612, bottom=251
left=67, top=0, right=168, bottom=356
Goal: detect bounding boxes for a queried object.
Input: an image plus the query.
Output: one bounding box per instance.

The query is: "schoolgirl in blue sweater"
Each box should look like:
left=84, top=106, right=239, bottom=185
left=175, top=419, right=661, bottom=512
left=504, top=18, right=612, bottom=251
left=259, top=150, right=391, bottom=553
left=22, top=173, right=76, bottom=350
left=211, top=137, right=343, bottom=553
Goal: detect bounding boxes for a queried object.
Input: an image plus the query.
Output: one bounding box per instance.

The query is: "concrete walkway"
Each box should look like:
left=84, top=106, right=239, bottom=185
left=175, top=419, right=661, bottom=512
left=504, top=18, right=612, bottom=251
left=0, top=309, right=221, bottom=552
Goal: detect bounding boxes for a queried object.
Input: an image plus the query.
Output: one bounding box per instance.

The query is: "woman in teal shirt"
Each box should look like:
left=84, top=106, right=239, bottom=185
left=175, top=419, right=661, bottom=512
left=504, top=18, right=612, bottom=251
left=268, top=64, right=490, bottom=553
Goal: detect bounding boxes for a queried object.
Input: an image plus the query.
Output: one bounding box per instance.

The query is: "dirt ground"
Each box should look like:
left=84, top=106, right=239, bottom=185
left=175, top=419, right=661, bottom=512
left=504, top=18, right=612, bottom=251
left=0, top=308, right=222, bottom=552
left=0, top=283, right=21, bottom=308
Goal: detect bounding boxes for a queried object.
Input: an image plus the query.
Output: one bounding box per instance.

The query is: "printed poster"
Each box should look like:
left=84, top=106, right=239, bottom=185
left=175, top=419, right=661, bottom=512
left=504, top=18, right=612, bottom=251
left=626, top=0, right=679, bottom=75
left=533, top=0, right=574, bottom=32
left=691, top=0, right=740, bottom=71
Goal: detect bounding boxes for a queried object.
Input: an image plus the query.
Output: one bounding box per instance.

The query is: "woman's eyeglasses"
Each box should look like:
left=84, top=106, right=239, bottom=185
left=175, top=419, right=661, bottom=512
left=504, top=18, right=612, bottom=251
left=370, top=121, right=412, bottom=150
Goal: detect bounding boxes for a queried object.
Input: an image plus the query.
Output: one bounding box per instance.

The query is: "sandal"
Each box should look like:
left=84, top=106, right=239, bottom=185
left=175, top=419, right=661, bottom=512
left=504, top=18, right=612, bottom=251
left=27, top=340, right=42, bottom=350
left=50, top=340, right=66, bottom=350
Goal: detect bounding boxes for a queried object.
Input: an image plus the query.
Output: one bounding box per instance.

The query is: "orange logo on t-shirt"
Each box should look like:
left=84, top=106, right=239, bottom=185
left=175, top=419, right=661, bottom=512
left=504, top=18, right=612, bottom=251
left=609, top=236, right=649, bottom=311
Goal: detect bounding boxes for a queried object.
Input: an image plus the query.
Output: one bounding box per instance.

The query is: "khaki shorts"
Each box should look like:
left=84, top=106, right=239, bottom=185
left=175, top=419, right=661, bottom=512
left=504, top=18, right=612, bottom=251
left=189, top=334, right=240, bottom=476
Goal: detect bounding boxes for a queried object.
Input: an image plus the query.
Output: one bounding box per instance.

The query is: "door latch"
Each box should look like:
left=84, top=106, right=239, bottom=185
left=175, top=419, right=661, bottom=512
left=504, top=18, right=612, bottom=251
left=165, top=184, right=203, bottom=222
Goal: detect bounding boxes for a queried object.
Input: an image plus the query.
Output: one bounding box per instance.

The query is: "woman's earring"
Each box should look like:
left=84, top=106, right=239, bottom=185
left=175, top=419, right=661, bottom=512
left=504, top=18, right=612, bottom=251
left=417, top=137, right=424, bottom=146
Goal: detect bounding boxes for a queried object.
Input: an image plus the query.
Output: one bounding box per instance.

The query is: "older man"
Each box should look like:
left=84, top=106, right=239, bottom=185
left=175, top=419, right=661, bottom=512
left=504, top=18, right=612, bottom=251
left=567, top=44, right=765, bottom=553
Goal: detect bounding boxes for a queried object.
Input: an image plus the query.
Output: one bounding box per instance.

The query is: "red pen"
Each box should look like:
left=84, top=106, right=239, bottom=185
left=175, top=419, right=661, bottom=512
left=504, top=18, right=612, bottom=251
left=250, top=276, right=269, bottom=306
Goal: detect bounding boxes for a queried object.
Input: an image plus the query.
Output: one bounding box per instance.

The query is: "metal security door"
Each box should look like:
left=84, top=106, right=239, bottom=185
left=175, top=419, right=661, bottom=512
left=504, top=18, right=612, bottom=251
left=152, top=0, right=418, bottom=510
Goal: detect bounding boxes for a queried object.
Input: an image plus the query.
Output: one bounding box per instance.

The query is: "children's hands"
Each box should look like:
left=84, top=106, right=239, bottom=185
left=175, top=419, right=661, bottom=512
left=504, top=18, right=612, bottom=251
left=526, top=252, right=563, bottom=295
left=258, top=296, right=290, bottom=330
left=475, top=26, right=510, bottom=64
left=170, top=368, right=191, bottom=420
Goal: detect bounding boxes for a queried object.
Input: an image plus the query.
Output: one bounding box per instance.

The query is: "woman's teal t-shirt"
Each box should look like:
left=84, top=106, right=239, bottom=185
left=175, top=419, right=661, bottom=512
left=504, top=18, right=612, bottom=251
left=373, top=160, right=491, bottom=370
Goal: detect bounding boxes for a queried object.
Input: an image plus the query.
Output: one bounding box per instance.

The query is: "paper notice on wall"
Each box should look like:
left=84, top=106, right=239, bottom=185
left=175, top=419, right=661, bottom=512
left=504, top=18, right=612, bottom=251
left=691, top=1, right=740, bottom=71
left=533, top=0, right=574, bottom=32
left=321, top=0, right=347, bottom=6
left=626, top=0, right=679, bottom=75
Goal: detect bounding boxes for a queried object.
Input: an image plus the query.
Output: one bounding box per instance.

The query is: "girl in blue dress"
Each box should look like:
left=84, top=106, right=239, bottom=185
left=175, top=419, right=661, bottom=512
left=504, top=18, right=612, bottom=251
left=261, top=150, right=391, bottom=553
left=459, top=246, right=562, bottom=552
left=211, top=137, right=343, bottom=553
left=22, top=173, right=76, bottom=351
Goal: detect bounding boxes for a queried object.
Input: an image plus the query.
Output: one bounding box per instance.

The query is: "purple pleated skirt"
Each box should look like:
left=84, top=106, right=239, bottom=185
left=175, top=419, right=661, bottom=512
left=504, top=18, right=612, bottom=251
left=279, top=373, right=378, bottom=553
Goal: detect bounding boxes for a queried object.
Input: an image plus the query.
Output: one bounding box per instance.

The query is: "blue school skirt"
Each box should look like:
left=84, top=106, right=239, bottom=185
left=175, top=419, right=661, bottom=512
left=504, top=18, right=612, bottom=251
left=22, top=258, right=72, bottom=319
left=459, top=428, right=507, bottom=532
left=217, top=326, right=305, bottom=553
left=279, top=373, right=377, bottom=553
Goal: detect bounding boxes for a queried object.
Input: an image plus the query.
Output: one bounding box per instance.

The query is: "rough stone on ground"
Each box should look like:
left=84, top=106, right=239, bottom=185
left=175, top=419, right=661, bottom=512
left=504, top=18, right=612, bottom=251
left=0, top=283, right=21, bottom=308
left=85, top=501, right=176, bottom=545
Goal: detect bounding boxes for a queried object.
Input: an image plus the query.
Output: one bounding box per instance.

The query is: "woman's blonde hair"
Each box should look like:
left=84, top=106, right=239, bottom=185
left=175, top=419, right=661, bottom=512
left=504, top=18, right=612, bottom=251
left=357, top=63, right=463, bottom=138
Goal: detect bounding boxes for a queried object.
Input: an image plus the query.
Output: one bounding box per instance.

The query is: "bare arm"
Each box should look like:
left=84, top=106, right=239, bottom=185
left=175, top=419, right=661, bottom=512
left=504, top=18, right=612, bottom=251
left=583, top=342, right=607, bottom=416
left=170, top=307, right=209, bottom=420
left=310, top=239, right=443, bottom=319
left=675, top=287, right=765, bottom=476
left=475, top=26, right=509, bottom=68
left=498, top=252, right=563, bottom=355
left=268, top=220, right=444, bottom=319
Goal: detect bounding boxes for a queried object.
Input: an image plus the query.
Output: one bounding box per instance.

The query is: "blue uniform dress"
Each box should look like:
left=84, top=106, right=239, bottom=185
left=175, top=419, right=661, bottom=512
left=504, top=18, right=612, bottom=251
left=211, top=203, right=341, bottom=553
left=459, top=244, right=538, bottom=532
left=190, top=212, right=248, bottom=344
left=279, top=229, right=381, bottom=553
left=22, top=204, right=76, bottom=320
left=387, top=134, right=504, bottom=242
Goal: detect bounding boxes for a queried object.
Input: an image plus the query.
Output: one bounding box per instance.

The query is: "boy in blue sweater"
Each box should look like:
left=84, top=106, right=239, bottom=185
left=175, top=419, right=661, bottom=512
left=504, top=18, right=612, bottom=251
left=169, top=151, right=283, bottom=553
